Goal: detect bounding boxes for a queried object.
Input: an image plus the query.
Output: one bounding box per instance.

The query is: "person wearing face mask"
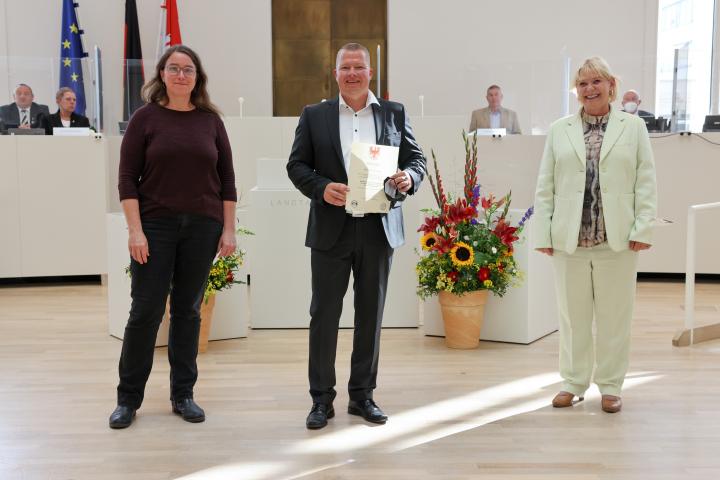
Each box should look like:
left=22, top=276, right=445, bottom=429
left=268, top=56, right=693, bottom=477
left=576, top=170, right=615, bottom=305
left=533, top=57, right=657, bottom=414
left=621, top=90, right=654, bottom=118
left=468, top=85, right=522, bottom=134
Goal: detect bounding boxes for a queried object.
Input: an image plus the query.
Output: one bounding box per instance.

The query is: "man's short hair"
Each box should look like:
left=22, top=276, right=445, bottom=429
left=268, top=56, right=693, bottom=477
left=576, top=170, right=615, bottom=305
left=336, top=43, right=371, bottom=68
left=14, top=83, right=34, bottom=96
left=486, top=85, right=502, bottom=94
left=623, top=89, right=640, bottom=101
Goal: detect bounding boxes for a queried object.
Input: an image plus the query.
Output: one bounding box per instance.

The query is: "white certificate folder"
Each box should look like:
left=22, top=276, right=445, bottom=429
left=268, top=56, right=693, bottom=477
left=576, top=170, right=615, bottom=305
left=346, top=142, right=399, bottom=215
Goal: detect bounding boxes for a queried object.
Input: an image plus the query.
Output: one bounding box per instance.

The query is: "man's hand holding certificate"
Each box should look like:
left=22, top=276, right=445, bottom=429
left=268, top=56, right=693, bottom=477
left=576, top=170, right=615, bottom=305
left=346, top=142, right=399, bottom=215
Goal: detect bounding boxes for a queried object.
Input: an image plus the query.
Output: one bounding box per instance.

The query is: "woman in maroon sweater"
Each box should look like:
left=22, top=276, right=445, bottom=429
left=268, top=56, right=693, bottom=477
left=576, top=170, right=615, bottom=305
left=110, top=45, right=237, bottom=429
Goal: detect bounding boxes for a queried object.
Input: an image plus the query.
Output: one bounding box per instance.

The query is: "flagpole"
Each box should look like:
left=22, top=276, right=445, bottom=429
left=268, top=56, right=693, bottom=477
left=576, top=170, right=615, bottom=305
left=156, top=0, right=167, bottom=62
left=376, top=44, right=381, bottom=99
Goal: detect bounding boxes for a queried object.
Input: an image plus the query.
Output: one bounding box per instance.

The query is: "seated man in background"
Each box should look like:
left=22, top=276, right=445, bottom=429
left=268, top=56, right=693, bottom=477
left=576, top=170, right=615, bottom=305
left=468, top=84, right=522, bottom=134
left=42, top=87, right=90, bottom=135
left=621, top=90, right=654, bottom=118
left=0, top=83, right=50, bottom=129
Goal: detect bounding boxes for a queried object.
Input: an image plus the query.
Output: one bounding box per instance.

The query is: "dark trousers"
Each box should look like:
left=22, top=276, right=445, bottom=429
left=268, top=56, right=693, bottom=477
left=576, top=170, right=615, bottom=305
left=116, top=214, right=221, bottom=409
left=308, top=214, right=394, bottom=404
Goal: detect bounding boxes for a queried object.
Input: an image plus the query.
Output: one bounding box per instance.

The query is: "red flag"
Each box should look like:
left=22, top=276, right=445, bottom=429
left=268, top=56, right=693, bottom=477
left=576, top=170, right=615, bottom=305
left=157, top=0, right=182, bottom=60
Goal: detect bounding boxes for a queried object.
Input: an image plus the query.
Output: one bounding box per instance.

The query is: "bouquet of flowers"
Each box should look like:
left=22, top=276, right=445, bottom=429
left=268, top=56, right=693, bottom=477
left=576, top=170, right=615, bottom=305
left=416, top=133, right=533, bottom=299
left=204, top=251, right=245, bottom=301
left=203, top=226, right=253, bottom=302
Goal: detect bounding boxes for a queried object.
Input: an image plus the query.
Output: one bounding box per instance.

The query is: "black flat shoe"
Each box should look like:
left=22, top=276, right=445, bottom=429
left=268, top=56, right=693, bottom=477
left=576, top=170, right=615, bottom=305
left=109, top=405, right=136, bottom=429
left=306, top=403, right=334, bottom=429
left=348, top=399, right=387, bottom=424
left=172, top=398, right=205, bottom=423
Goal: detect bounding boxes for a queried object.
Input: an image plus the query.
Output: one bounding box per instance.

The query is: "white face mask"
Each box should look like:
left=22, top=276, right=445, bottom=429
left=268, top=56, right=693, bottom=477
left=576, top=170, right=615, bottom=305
left=623, top=101, right=638, bottom=114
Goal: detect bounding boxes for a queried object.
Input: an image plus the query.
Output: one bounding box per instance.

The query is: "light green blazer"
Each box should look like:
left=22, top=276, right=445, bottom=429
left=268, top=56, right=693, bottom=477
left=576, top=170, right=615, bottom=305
left=533, top=108, right=657, bottom=254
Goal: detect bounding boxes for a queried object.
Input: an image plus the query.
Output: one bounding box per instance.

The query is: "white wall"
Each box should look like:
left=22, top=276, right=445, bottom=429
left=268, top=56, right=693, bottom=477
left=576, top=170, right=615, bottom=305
left=1, top=0, right=658, bottom=133
left=388, top=0, right=659, bottom=132
left=0, top=0, right=272, bottom=130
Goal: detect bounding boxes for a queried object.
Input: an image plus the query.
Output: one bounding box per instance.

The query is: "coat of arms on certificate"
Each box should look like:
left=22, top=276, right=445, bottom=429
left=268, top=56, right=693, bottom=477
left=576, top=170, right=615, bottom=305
left=345, top=142, right=399, bottom=215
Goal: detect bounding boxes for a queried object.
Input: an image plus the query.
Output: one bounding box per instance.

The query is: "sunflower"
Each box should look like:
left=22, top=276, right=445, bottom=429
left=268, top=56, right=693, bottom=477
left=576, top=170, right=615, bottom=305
left=420, top=232, right=438, bottom=251
left=450, top=241, right=474, bottom=267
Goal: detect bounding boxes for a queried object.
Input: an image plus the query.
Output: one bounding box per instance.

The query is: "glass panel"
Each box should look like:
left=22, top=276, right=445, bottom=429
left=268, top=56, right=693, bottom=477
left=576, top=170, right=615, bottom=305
left=0, top=55, right=97, bottom=132
left=656, top=0, right=715, bottom=132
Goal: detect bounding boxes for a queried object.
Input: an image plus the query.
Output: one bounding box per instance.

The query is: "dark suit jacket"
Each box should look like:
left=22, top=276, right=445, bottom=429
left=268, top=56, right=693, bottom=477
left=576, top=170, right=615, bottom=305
left=287, top=97, right=426, bottom=251
left=0, top=102, right=50, bottom=128
left=42, top=111, right=91, bottom=135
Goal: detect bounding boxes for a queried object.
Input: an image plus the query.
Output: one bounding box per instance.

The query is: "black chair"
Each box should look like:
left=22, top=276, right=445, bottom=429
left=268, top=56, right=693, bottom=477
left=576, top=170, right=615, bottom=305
left=702, top=115, right=720, bottom=132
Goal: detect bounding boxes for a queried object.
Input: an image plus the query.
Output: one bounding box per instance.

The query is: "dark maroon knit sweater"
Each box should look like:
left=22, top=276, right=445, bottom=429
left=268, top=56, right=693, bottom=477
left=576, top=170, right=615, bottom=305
left=118, top=103, right=237, bottom=224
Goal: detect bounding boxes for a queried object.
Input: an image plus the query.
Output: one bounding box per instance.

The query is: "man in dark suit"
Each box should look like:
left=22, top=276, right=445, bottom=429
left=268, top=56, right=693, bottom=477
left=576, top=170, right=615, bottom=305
left=42, top=87, right=91, bottom=135
left=0, top=84, right=50, bottom=129
left=287, top=43, right=426, bottom=430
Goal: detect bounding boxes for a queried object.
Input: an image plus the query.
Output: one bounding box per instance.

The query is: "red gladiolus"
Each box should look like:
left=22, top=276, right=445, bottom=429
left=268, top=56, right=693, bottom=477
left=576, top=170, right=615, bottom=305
left=447, top=271, right=459, bottom=283
left=226, top=272, right=234, bottom=283
left=478, top=267, right=491, bottom=281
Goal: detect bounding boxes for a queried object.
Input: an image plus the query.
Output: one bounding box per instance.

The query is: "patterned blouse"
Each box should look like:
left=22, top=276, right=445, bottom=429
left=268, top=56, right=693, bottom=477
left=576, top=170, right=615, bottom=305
left=578, top=109, right=609, bottom=247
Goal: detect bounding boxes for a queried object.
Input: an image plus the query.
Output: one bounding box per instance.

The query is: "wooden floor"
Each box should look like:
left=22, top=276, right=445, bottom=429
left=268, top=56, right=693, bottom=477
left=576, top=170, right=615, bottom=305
left=1, top=280, right=719, bottom=480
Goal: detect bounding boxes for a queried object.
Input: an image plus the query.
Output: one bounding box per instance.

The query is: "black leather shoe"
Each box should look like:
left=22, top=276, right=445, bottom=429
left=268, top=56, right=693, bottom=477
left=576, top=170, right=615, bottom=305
left=172, top=398, right=205, bottom=423
left=306, top=403, right=334, bottom=429
left=348, top=399, right=387, bottom=424
left=109, top=405, right=136, bottom=429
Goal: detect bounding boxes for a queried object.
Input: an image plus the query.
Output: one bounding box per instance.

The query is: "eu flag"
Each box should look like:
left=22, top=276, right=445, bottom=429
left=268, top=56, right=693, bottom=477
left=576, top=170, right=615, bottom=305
left=59, top=0, right=88, bottom=116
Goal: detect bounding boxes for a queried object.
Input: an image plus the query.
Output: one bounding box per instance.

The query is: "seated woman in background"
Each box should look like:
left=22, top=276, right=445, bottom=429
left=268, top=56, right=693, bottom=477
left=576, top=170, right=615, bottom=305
left=43, top=87, right=90, bottom=134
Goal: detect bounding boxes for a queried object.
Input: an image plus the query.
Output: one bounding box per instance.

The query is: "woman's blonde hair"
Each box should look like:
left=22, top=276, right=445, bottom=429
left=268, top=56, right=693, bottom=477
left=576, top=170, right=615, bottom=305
left=574, top=57, right=619, bottom=102
left=55, top=86, right=75, bottom=101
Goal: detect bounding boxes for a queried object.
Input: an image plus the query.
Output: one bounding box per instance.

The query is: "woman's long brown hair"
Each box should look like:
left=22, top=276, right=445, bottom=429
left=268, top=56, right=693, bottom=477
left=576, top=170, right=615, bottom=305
left=141, top=44, right=221, bottom=115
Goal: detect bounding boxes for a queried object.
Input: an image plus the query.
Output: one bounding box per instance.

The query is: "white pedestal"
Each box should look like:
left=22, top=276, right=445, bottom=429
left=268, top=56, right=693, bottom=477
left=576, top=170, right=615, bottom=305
left=106, top=213, right=248, bottom=345
left=246, top=158, right=420, bottom=328
left=423, top=214, right=558, bottom=344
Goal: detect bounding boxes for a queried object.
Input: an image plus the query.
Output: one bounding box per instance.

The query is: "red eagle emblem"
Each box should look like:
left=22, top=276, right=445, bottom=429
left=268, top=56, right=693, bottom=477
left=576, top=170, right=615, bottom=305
left=369, top=146, right=380, bottom=159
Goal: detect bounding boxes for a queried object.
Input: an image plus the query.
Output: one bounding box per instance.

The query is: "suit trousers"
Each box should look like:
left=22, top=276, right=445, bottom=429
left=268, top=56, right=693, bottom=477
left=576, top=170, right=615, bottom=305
left=552, top=242, right=638, bottom=397
left=308, top=214, right=394, bottom=404
left=116, top=214, right=222, bottom=409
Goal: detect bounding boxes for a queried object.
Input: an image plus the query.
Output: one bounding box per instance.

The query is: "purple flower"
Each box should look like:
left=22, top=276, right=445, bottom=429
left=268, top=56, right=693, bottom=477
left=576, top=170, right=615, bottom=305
left=471, top=184, right=481, bottom=207
left=518, top=206, right=534, bottom=228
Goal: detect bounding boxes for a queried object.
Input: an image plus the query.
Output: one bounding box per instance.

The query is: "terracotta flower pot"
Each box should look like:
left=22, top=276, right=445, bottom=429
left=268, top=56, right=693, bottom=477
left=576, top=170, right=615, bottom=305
left=438, top=290, right=488, bottom=349
left=198, top=294, right=216, bottom=353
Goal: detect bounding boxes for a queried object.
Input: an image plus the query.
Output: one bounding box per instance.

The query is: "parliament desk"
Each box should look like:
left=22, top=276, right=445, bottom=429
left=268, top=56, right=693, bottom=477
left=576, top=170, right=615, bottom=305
left=0, top=135, right=107, bottom=278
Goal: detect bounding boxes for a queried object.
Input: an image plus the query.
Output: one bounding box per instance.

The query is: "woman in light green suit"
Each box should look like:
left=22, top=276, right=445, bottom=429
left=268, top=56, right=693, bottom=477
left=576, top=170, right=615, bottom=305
left=533, top=57, right=657, bottom=413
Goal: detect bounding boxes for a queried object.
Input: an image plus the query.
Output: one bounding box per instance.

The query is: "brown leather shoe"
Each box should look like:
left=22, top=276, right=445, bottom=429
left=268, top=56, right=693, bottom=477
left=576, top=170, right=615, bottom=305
left=601, top=395, right=622, bottom=413
left=552, top=391, right=584, bottom=408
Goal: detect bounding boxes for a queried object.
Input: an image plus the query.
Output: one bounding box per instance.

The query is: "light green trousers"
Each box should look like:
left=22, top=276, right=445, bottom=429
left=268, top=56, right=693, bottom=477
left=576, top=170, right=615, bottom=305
left=552, top=243, right=638, bottom=397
